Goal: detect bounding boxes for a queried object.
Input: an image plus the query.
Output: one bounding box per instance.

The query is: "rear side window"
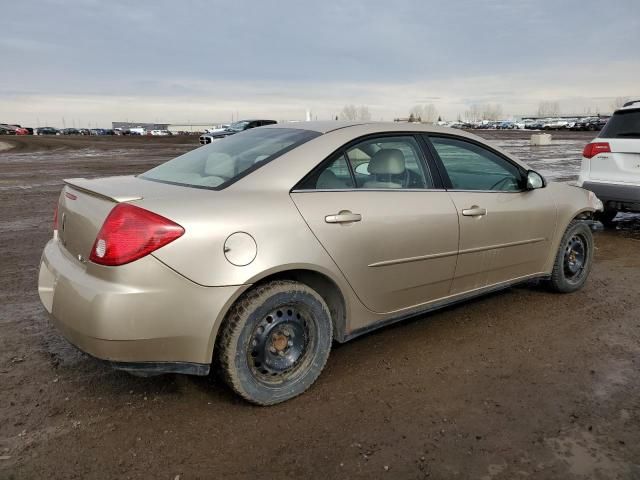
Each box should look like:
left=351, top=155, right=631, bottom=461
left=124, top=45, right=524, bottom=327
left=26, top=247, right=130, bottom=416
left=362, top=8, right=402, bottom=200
left=141, top=128, right=319, bottom=190
left=600, top=110, right=640, bottom=138
left=298, top=136, right=434, bottom=190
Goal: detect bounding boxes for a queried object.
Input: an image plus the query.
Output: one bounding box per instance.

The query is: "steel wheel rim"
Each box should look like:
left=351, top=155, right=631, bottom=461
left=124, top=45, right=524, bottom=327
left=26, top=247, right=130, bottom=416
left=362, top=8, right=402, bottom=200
left=247, top=305, right=315, bottom=384
left=564, top=234, right=587, bottom=281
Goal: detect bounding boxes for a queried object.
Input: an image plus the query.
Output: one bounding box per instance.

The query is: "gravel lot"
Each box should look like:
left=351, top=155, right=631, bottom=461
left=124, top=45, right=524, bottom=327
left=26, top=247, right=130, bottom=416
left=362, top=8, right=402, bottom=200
left=1, top=131, right=639, bottom=479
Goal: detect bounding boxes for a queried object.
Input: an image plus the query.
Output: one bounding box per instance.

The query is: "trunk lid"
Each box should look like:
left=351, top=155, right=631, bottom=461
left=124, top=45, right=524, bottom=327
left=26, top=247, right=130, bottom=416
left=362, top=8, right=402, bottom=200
left=589, top=138, right=640, bottom=183
left=57, top=176, right=189, bottom=262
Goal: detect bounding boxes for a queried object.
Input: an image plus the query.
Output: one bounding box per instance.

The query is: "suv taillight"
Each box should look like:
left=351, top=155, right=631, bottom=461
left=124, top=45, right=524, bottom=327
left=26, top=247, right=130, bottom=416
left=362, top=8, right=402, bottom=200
left=582, top=142, right=611, bottom=159
left=89, top=204, right=184, bottom=266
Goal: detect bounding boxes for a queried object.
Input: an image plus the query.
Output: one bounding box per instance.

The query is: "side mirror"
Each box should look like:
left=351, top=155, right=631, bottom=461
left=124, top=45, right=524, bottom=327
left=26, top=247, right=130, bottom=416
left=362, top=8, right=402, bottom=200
left=526, top=170, right=545, bottom=190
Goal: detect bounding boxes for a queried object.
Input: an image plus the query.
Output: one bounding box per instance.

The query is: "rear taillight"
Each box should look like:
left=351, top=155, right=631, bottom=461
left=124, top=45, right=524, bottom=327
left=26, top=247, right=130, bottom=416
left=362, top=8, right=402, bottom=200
left=582, top=142, right=611, bottom=159
left=89, top=204, right=184, bottom=266
left=53, top=204, right=59, bottom=232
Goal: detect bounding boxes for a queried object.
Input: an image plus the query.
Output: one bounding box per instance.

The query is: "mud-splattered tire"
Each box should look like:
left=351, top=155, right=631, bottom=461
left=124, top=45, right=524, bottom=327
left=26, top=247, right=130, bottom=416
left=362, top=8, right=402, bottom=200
left=548, top=220, right=594, bottom=293
left=595, top=208, right=617, bottom=228
left=217, top=280, right=332, bottom=406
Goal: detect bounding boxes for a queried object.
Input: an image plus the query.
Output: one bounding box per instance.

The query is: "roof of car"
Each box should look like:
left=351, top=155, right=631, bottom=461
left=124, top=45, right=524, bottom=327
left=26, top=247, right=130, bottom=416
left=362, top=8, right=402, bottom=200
left=264, top=120, right=486, bottom=139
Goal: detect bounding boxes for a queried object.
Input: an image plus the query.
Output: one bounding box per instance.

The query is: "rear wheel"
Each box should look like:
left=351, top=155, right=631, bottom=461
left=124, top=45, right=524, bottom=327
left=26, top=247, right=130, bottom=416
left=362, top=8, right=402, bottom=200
left=217, top=280, right=332, bottom=405
left=548, top=220, right=594, bottom=293
left=595, top=208, right=618, bottom=228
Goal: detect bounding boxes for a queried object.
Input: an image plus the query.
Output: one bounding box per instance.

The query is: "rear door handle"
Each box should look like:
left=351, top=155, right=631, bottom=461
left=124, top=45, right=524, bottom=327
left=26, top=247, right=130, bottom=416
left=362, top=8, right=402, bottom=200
left=461, top=206, right=487, bottom=217
left=325, top=211, right=362, bottom=224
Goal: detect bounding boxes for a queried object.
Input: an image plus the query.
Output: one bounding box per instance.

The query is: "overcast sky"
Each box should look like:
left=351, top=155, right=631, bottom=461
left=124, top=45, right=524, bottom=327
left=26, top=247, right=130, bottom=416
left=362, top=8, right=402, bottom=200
left=1, top=0, right=639, bottom=127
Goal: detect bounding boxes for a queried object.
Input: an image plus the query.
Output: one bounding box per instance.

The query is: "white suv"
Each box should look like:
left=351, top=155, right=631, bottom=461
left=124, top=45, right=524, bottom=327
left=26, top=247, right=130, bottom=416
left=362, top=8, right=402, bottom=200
left=578, top=100, right=640, bottom=226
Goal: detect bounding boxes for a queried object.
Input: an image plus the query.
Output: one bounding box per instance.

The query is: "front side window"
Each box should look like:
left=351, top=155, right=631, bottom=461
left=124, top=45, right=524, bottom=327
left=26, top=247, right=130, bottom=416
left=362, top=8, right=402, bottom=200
left=430, top=137, right=523, bottom=191
left=300, top=136, right=433, bottom=190
left=141, top=128, right=319, bottom=190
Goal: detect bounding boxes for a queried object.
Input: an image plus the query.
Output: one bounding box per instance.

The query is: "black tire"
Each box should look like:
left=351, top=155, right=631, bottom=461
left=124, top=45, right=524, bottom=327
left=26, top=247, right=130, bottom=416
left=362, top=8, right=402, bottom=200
left=595, top=208, right=617, bottom=228
left=548, top=220, right=594, bottom=293
left=217, top=280, right=332, bottom=405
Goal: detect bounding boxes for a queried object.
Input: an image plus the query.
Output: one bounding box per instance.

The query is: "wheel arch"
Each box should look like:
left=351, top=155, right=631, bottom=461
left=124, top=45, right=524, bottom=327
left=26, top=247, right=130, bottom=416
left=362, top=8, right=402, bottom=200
left=543, top=206, right=597, bottom=273
left=208, top=266, right=351, bottom=364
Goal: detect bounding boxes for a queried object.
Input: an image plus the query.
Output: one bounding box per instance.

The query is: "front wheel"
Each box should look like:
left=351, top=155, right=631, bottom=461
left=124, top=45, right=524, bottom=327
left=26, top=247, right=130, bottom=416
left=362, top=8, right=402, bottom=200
left=216, top=280, right=332, bottom=405
left=548, top=220, right=594, bottom=293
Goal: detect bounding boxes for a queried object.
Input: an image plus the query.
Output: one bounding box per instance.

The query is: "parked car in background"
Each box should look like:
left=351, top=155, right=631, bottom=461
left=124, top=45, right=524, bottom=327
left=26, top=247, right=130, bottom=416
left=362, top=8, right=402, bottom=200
left=39, top=121, right=602, bottom=405
left=572, top=117, right=605, bottom=131
left=205, top=124, right=230, bottom=134
left=578, top=100, right=640, bottom=226
left=37, top=127, right=59, bottom=135
left=150, top=130, right=172, bottom=136
left=527, top=120, right=546, bottom=130
left=61, top=128, right=80, bottom=135
left=0, top=124, right=17, bottom=135
left=565, top=118, right=578, bottom=130
left=199, top=119, right=277, bottom=145
left=15, top=127, right=30, bottom=135
left=543, top=119, right=569, bottom=130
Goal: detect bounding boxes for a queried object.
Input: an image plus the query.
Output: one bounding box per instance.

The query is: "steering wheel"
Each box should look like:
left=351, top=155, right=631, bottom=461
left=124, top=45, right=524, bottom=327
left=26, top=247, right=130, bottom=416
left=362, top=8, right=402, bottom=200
left=489, top=176, right=515, bottom=191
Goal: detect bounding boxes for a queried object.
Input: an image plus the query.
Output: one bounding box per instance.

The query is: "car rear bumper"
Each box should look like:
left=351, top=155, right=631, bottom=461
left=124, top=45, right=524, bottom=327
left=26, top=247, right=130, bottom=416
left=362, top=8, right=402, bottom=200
left=581, top=181, right=640, bottom=206
left=38, top=238, right=248, bottom=373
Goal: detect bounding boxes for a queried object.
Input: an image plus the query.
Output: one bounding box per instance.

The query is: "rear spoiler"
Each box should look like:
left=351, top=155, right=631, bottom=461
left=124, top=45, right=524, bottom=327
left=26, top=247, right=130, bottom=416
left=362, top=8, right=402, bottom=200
left=64, top=177, right=143, bottom=203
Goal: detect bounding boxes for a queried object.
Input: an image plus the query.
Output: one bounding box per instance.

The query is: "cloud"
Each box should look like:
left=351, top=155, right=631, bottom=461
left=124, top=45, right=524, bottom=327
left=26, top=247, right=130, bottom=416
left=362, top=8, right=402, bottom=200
left=0, top=0, right=638, bottom=126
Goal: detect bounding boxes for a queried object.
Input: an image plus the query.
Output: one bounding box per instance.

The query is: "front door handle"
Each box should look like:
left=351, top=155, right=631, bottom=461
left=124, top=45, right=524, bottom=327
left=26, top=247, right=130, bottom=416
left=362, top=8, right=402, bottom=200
left=461, top=206, right=487, bottom=217
left=325, top=211, right=362, bottom=224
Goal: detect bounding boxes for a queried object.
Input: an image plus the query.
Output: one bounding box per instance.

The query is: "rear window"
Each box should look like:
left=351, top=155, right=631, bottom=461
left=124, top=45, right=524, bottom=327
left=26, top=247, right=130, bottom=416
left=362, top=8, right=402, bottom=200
left=600, top=109, right=640, bottom=138
left=141, top=128, right=320, bottom=190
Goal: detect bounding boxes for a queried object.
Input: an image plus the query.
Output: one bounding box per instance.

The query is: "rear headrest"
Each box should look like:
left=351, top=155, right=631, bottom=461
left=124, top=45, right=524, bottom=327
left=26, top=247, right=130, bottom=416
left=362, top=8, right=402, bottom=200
left=316, top=169, right=346, bottom=189
left=368, top=149, right=405, bottom=175
left=204, top=152, right=235, bottom=177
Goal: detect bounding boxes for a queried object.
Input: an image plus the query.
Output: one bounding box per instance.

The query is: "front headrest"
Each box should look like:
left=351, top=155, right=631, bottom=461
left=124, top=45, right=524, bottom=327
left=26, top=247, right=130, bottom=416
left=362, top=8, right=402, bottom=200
left=204, top=152, right=235, bottom=177
left=368, top=149, right=405, bottom=175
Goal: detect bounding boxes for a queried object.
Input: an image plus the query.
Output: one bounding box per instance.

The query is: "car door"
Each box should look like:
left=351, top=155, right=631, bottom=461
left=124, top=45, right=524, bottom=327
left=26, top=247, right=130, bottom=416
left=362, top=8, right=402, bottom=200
left=425, top=135, right=557, bottom=294
left=290, top=134, right=459, bottom=314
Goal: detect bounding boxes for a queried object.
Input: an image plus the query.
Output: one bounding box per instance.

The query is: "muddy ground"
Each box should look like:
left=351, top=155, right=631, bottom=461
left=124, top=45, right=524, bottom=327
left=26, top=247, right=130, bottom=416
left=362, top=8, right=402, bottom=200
left=1, top=131, right=639, bottom=479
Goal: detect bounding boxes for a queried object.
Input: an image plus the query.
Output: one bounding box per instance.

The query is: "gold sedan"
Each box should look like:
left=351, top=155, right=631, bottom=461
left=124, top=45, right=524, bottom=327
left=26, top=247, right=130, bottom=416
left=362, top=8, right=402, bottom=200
left=38, top=122, right=603, bottom=405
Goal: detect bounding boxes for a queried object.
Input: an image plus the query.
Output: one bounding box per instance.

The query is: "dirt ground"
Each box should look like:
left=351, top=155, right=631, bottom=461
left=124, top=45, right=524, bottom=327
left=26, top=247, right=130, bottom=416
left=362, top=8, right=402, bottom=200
left=1, top=132, right=639, bottom=479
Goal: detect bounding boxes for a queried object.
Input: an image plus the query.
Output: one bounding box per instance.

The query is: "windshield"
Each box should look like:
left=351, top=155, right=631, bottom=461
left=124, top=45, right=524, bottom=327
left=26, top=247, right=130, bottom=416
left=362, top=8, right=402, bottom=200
left=600, top=110, right=640, bottom=138
left=227, top=121, right=251, bottom=132
left=141, top=127, right=320, bottom=190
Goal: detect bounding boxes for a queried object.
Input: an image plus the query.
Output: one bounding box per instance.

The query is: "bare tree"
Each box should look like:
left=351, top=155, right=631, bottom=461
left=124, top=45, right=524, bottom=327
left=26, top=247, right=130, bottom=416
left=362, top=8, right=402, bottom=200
left=357, top=105, right=372, bottom=121
left=340, top=105, right=371, bottom=121
left=410, top=105, right=424, bottom=120
left=537, top=101, right=560, bottom=117
left=463, top=103, right=503, bottom=122
left=339, top=105, right=358, bottom=121
left=410, top=104, right=438, bottom=123
left=422, top=104, right=438, bottom=123
left=610, top=97, right=630, bottom=111
left=464, top=104, right=482, bottom=122
left=482, top=104, right=503, bottom=121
